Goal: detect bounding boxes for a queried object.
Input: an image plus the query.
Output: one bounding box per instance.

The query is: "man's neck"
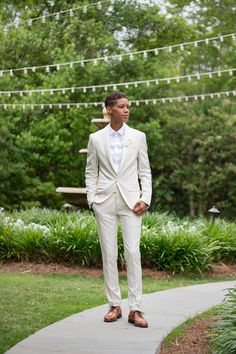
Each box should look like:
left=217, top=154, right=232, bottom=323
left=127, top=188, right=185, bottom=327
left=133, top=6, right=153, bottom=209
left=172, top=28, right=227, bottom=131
left=110, top=122, right=124, bottom=132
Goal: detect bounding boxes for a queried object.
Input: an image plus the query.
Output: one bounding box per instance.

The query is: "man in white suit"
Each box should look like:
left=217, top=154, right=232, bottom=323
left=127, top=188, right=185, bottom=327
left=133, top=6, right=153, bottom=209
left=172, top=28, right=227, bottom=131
left=85, top=92, right=152, bottom=328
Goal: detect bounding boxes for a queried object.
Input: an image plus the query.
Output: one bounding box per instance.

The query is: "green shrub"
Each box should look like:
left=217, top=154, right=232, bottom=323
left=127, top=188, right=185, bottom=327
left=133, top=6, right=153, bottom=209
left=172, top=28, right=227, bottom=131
left=203, top=219, right=236, bottom=262
left=0, top=209, right=235, bottom=273
left=47, top=214, right=101, bottom=266
left=210, top=287, right=236, bottom=354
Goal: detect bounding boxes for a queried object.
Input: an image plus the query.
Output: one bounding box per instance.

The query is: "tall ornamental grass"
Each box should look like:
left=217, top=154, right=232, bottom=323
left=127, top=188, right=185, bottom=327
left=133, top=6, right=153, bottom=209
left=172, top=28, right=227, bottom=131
left=210, top=287, right=236, bottom=354
left=0, top=208, right=236, bottom=273
left=203, top=220, right=236, bottom=262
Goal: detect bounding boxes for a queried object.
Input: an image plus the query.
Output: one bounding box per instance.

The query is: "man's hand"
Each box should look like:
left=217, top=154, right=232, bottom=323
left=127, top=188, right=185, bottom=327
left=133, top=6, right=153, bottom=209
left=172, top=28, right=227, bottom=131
left=132, top=200, right=149, bottom=216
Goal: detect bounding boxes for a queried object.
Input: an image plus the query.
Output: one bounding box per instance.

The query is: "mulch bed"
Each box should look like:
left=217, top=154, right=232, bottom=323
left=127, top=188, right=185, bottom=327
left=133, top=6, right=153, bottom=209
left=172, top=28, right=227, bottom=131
left=158, top=315, right=218, bottom=354
left=1, top=260, right=236, bottom=278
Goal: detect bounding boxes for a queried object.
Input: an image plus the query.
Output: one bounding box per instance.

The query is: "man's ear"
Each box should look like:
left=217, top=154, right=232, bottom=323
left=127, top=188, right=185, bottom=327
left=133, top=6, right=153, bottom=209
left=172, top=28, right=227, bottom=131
left=106, top=106, right=112, bottom=115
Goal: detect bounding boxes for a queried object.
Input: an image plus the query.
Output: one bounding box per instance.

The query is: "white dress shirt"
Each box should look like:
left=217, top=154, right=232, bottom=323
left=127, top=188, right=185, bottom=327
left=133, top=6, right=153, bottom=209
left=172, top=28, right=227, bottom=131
left=108, top=124, right=125, bottom=173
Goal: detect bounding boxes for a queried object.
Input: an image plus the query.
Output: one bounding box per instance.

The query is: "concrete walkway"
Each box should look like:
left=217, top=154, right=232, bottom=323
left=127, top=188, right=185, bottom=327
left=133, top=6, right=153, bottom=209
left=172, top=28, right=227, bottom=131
left=5, top=281, right=236, bottom=354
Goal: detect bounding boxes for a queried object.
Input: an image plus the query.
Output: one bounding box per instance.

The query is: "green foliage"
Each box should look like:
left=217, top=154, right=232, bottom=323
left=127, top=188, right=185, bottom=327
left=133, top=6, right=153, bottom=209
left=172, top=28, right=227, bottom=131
left=1, top=209, right=236, bottom=273
left=203, top=219, right=236, bottom=262
left=210, top=287, right=236, bottom=354
left=141, top=228, right=213, bottom=273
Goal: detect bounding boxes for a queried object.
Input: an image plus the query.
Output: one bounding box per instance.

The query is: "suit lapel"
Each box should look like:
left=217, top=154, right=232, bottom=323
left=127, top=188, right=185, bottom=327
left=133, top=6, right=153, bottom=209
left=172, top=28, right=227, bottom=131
left=117, top=124, right=131, bottom=176
left=103, top=125, right=117, bottom=174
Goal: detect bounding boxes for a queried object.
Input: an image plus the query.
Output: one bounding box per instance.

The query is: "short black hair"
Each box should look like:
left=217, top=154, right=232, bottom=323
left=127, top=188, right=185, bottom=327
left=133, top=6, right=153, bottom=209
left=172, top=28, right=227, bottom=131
left=105, top=92, right=128, bottom=107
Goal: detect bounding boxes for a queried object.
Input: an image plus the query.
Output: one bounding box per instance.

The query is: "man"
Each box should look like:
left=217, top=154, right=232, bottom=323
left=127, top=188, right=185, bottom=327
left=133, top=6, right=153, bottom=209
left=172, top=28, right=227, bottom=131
left=85, top=92, right=152, bottom=328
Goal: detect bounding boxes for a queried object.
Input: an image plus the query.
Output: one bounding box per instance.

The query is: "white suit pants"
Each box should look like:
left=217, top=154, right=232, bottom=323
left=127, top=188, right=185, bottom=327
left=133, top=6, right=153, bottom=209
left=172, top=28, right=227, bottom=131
left=93, top=188, right=142, bottom=311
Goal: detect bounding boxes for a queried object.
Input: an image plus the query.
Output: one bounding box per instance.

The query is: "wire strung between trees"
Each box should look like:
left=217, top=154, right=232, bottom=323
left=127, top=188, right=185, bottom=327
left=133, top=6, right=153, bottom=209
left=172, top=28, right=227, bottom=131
left=0, top=32, right=235, bottom=77
left=0, top=89, right=235, bottom=109
left=1, top=0, right=108, bottom=34
left=0, top=67, right=235, bottom=97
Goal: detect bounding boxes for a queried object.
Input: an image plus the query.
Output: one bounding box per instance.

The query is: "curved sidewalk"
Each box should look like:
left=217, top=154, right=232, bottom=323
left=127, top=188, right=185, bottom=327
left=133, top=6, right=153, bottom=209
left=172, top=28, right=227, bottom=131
left=5, top=280, right=236, bottom=354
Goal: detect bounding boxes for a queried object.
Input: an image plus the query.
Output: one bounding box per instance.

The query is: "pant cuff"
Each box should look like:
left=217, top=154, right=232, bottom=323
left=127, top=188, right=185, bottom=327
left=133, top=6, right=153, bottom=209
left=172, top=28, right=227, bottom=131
left=129, top=306, right=142, bottom=312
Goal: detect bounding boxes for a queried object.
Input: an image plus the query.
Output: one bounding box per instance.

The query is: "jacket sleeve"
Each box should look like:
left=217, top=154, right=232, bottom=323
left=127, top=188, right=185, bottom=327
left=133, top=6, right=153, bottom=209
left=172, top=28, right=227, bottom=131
left=85, top=134, right=98, bottom=208
left=138, top=133, right=152, bottom=206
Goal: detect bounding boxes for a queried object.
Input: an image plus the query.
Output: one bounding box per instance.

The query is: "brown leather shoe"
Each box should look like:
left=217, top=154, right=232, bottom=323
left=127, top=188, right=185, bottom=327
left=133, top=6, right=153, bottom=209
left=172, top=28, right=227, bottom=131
left=128, top=310, right=148, bottom=328
left=104, top=306, right=122, bottom=322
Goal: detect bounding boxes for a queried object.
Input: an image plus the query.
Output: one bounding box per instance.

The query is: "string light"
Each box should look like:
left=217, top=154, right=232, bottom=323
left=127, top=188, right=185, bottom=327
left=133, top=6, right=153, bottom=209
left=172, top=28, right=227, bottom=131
left=1, top=90, right=235, bottom=110
left=0, top=1, right=107, bottom=33
left=1, top=32, right=235, bottom=76
left=55, top=13, right=60, bottom=21
left=97, top=2, right=102, bottom=9
left=1, top=67, right=234, bottom=97
left=143, top=51, right=148, bottom=59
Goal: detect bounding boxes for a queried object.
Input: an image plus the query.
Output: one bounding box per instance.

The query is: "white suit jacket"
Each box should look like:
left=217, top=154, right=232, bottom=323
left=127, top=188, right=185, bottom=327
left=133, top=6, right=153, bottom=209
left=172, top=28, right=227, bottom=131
left=85, top=123, right=152, bottom=209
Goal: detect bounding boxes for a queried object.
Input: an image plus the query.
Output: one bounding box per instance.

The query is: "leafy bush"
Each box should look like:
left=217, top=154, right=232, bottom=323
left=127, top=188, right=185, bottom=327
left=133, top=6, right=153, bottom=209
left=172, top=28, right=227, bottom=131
left=203, top=219, right=236, bottom=262
left=210, top=287, right=236, bottom=354
left=0, top=209, right=236, bottom=273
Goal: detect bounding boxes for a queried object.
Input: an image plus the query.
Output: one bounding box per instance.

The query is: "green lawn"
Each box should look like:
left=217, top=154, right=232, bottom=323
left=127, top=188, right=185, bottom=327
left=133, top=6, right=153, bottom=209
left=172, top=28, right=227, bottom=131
left=0, top=272, right=236, bottom=354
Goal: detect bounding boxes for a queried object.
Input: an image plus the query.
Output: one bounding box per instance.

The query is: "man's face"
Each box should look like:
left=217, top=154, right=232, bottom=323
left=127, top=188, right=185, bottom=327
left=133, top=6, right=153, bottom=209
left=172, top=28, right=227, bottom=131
left=106, top=98, right=129, bottom=124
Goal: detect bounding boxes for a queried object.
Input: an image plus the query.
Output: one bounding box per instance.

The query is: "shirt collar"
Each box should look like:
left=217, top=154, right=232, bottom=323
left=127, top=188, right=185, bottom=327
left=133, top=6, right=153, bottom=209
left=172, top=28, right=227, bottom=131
left=109, top=123, right=125, bottom=136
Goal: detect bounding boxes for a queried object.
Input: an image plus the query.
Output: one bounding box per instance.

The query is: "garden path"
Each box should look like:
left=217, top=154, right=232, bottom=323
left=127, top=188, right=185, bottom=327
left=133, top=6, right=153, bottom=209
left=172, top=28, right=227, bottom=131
left=5, top=281, right=236, bottom=354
